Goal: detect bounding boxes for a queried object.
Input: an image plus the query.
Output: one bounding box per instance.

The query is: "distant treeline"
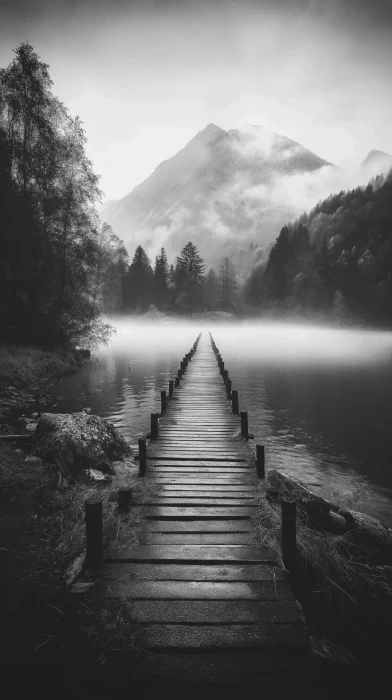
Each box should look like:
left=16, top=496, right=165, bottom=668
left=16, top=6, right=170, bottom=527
left=243, top=171, right=392, bottom=326
left=0, top=43, right=127, bottom=347
left=122, top=241, right=238, bottom=312
left=2, top=43, right=392, bottom=345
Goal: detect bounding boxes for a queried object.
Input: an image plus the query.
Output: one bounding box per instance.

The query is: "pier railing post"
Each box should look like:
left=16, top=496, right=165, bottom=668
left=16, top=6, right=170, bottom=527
left=117, top=487, right=132, bottom=513
left=240, top=411, right=248, bottom=439
left=281, top=499, right=297, bottom=570
left=138, top=437, right=147, bottom=476
left=256, top=444, right=265, bottom=478
left=161, top=390, right=167, bottom=414
left=84, top=498, right=103, bottom=569
left=231, top=390, right=239, bottom=414
left=151, top=412, right=159, bottom=440
left=226, top=379, right=232, bottom=398
left=169, top=380, right=174, bottom=398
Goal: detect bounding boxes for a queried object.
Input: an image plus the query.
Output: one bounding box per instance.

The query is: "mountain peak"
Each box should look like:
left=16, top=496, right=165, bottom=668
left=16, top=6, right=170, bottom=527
left=361, top=149, right=392, bottom=174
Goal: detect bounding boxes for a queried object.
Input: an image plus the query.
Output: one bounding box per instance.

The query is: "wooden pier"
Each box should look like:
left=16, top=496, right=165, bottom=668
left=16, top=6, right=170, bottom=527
left=89, top=332, right=315, bottom=686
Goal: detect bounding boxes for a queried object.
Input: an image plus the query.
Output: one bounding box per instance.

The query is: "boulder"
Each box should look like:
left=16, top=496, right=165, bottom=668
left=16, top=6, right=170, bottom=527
left=267, top=470, right=338, bottom=525
left=327, top=510, right=347, bottom=534
left=34, top=412, right=132, bottom=477
left=79, top=468, right=111, bottom=484
left=340, top=508, right=392, bottom=556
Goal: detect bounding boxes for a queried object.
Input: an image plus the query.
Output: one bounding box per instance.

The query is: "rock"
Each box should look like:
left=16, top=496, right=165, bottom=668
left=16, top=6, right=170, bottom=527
left=340, top=508, right=392, bottom=554
left=24, top=455, right=43, bottom=466
left=326, top=510, right=347, bottom=534
left=310, top=636, right=356, bottom=665
left=267, top=469, right=337, bottom=525
left=82, top=407, right=92, bottom=414
left=34, top=412, right=132, bottom=477
left=79, top=468, right=110, bottom=484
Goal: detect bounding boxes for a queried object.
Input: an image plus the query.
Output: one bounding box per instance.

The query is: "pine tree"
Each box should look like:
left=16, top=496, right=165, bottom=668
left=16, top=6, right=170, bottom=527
left=177, top=241, right=205, bottom=288
left=123, top=245, right=153, bottom=310
left=204, top=267, right=219, bottom=309
left=218, top=257, right=238, bottom=308
left=153, top=247, right=169, bottom=306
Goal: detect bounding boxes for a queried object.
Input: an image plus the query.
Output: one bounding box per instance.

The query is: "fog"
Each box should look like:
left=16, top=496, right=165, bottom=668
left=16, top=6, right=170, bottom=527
left=55, top=318, right=392, bottom=524
left=101, top=318, right=392, bottom=367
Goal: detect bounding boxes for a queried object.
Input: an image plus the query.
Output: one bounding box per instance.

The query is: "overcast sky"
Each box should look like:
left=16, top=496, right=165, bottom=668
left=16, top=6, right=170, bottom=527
left=1, top=0, right=392, bottom=200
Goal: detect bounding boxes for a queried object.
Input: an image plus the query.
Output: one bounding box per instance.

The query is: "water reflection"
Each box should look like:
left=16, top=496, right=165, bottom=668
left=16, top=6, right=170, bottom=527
left=47, top=319, right=392, bottom=525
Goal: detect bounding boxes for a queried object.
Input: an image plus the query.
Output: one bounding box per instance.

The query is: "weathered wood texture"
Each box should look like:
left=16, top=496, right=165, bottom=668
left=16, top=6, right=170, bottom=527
left=90, top=332, right=314, bottom=684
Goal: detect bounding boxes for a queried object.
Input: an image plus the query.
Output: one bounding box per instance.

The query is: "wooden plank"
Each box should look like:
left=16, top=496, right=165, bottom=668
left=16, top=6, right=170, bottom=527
left=106, top=545, right=274, bottom=563
left=119, top=624, right=309, bottom=651
left=142, top=507, right=256, bottom=519
left=98, top=562, right=286, bottom=580
left=141, top=521, right=254, bottom=533
left=115, top=600, right=301, bottom=624
left=94, top=580, right=291, bottom=600
left=138, top=498, right=256, bottom=506
left=157, top=485, right=255, bottom=492
left=112, top=650, right=315, bottom=684
left=148, top=457, right=250, bottom=469
left=138, top=533, right=255, bottom=544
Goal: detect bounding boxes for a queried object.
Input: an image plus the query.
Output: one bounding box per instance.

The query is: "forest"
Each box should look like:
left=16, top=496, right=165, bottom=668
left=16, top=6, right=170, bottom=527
left=2, top=43, right=392, bottom=347
left=0, top=43, right=128, bottom=348
left=243, top=172, right=392, bottom=327
left=122, top=241, right=238, bottom=313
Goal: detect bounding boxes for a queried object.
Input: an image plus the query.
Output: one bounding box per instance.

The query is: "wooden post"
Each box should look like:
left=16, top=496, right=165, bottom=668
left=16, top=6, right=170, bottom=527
left=151, top=412, right=158, bottom=440
left=231, top=389, right=239, bottom=414
left=180, top=361, right=185, bottom=372
left=117, top=487, right=132, bottom=513
left=34, top=393, right=42, bottom=418
left=169, top=380, right=174, bottom=398
left=223, top=369, right=229, bottom=385
left=256, top=444, right=265, bottom=478
left=240, top=411, right=248, bottom=439
left=138, top=437, right=147, bottom=476
left=84, top=498, right=103, bottom=568
left=226, top=379, right=232, bottom=397
left=281, top=499, right=297, bottom=570
left=175, top=376, right=180, bottom=388
left=178, top=369, right=182, bottom=379
left=161, top=390, right=167, bottom=414
left=220, top=361, right=225, bottom=375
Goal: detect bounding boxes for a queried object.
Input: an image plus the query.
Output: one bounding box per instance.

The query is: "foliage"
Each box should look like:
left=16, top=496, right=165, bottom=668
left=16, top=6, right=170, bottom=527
left=122, top=245, right=153, bottom=310
left=243, top=171, right=392, bottom=326
left=0, top=43, right=125, bottom=347
left=218, top=256, right=238, bottom=309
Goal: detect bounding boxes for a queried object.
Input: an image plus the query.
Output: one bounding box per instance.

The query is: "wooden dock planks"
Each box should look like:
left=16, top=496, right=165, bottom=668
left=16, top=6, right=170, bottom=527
left=90, top=331, right=315, bottom=685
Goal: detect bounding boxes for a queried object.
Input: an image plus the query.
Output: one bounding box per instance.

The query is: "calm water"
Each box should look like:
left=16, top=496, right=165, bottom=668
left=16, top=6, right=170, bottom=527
left=46, top=319, right=392, bottom=526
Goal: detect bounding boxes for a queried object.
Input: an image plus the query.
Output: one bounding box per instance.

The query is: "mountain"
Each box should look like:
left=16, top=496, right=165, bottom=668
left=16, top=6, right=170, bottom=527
left=360, top=149, right=392, bottom=178
left=100, top=123, right=334, bottom=269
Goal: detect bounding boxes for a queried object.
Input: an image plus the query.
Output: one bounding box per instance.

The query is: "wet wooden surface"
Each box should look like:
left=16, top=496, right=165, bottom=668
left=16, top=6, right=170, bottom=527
left=90, top=332, right=315, bottom=684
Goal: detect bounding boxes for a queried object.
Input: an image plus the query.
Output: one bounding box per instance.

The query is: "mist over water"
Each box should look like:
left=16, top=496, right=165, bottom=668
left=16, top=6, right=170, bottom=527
left=50, top=318, right=392, bottom=525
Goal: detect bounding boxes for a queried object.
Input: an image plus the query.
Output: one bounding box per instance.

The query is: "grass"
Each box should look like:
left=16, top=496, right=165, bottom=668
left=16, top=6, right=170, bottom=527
left=0, top=443, right=49, bottom=489
left=46, top=460, right=157, bottom=563
left=255, top=478, right=392, bottom=660
left=0, top=343, right=85, bottom=391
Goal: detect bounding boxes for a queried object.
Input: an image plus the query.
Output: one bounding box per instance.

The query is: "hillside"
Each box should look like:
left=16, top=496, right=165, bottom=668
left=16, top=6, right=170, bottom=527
left=101, top=123, right=333, bottom=269
left=244, top=168, right=392, bottom=326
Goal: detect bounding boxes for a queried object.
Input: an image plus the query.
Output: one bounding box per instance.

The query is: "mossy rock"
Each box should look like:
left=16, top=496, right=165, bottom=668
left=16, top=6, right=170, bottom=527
left=34, top=412, right=132, bottom=477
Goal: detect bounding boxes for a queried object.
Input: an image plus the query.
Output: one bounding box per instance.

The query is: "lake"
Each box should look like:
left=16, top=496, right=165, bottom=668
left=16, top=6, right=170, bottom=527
left=48, top=318, right=392, bottom=526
